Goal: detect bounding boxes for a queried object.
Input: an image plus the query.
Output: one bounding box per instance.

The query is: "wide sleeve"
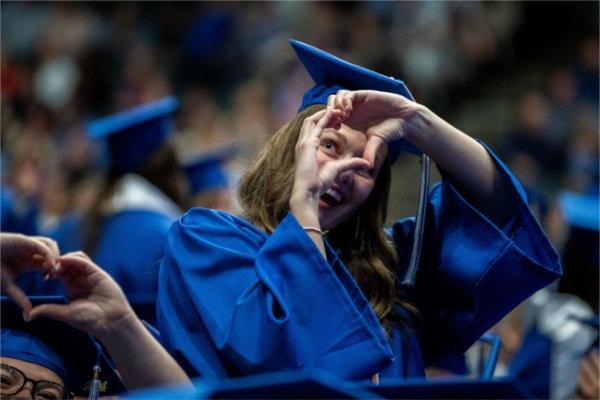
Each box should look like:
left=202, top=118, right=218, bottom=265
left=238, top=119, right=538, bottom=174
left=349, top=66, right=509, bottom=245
left=391, top=144, right=561, bottom=365
left=157, top=209, right=393, bottom=380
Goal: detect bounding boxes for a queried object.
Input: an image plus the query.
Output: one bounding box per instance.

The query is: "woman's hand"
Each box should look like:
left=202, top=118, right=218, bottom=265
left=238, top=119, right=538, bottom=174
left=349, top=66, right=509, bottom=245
left=576, top=348, right=600, bottom=399
left=327, top=90, right=424, bottom=167
left=0, top=233, right=60, bottom=315
left=291, top=106, right=370, bottom=209
left=27, top=251, right=136, bottom=343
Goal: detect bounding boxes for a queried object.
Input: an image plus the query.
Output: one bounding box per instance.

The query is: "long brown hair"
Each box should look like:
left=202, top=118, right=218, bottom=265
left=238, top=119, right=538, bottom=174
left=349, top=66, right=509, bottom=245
left=238, top=105, right=417, bottom=330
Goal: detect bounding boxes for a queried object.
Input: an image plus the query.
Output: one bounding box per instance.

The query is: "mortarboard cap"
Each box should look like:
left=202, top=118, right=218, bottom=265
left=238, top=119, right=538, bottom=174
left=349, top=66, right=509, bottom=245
left=128, top=369, right=378, bottom=399
left=290, top=39, right=420, bottom=160
left=357, top=377, right=531, bottom=399
left=0, top=296, right=126, bottom=397
left=560, top=191, right=600, bottom=232
left=87, top=96, right=179, bottom=173
left=183, top=145, right=238, bottom=195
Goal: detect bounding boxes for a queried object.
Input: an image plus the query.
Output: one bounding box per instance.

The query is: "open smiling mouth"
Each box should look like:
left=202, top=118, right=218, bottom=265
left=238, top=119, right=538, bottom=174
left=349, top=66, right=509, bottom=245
left=320, top=188, right=343, bottom=208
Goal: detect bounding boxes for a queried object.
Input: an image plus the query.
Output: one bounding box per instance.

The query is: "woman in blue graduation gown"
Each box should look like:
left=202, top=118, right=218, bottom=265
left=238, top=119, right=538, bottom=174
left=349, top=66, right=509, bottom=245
left=157, top=40, right=561, bottom=382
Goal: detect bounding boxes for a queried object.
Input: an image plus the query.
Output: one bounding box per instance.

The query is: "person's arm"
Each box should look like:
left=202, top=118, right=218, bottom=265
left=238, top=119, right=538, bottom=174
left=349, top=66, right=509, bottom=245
left=25, top=252, right=191, bottom=390
left=576, top=348, right=600, bottom=400
left=329, top=90, right=515, bottom=225
left=290, top=107, right=371, bottom=256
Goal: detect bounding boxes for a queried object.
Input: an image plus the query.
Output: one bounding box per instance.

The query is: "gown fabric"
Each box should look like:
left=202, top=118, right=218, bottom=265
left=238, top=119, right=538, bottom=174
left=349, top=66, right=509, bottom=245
left=157, top=147, right=561, bottom=382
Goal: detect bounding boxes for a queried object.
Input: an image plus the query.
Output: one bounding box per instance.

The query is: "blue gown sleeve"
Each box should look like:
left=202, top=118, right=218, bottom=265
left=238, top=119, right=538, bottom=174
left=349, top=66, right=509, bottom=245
left=157, top=209, right=394, bottom=380
left=391, top=144, right=561, bottom=365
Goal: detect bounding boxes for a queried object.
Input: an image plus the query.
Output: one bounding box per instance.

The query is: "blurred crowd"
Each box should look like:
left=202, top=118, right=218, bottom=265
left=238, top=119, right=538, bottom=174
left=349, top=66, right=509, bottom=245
left=2, top=2, right=597, bottom=227
left=0, top=2, right=598, bottom=398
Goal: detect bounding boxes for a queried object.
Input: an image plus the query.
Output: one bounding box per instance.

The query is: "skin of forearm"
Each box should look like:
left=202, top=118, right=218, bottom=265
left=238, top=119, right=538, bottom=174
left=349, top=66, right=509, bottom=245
left=403, top=106, right=516, bottom=225
left=289, top=194, right=326, bottom=257
left=96, top=312, right=192, bottom=390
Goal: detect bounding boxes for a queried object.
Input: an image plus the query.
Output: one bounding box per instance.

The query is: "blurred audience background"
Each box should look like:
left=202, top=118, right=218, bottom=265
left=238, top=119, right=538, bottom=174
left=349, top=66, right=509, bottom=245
left=1, top=2, right=597, bottom=226
left=1, top=2, right=598, bottom=397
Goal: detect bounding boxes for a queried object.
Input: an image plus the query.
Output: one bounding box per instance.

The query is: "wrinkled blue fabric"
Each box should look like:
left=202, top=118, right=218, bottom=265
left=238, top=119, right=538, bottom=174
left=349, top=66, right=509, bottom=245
left=157, top=147, right=561, bottom=382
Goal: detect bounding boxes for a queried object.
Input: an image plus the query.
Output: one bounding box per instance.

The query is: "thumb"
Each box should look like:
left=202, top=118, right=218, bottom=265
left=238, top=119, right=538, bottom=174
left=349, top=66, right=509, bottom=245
left=29, top=303, right=71, bottom=324
left=2, top=282, right=32, bottom=317
left=362, top=135, right=385, bottom=169
left=333, top=157, right=371, bottom=175
left=320, top=157, right=371, bottom=188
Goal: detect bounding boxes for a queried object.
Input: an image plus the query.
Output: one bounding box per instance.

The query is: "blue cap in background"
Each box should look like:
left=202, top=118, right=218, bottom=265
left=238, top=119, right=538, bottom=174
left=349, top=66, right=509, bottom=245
left=183, top=145, right=238, bottom=196
left=0, top=296, right=126, bottom=397
left=87, top=96, right=179, bottom=173
left=290, top=39, right=419, bottom=160
left=560, top=191, right=600, bottom=232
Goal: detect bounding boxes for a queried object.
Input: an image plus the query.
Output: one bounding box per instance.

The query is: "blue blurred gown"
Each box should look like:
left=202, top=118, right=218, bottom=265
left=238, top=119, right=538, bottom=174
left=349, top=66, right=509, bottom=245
left=17, top=174, right=181, bottom=323
left=157, top=147, right=561, bottom=382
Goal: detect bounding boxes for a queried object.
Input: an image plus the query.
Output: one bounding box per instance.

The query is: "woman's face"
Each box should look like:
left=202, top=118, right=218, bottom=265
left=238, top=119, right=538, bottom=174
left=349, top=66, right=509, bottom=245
left=316, top=124, right=388, bottom=230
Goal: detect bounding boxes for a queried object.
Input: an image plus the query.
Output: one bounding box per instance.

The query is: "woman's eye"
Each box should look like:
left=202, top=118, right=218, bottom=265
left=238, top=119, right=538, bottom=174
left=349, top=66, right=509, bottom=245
left=320, top=140, right=338, bottom=153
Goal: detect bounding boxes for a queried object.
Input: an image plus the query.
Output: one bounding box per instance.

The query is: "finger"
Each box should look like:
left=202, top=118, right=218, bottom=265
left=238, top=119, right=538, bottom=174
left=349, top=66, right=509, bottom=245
left=312, top=107, right=335, bottom=138
left=59, top=254, right=99, bottom=275
left=334, top=157, right=372, bottom=175
left=342, top=91, right=354, bottom=114
left=26, top=237, right=59, bottom=271
left=3, top=283, right=32, bottom=317
left=63, top=251, right=92, bottom=261
left=321, top=157, right=371, bottom=185
left=327, top=94, right=335, bottom=108
left=299, top=109, right=327, bottom=142
left=363, top=135, right=386, bottom=168
left=580, top=354, right=599, bottom=389
left=350, top=90, right=369, bottom=104
left=28, top=303, right=71, bottom=324
left=333, top=92, right=344, bottom=112
left=32, top=236, right=60, bottom=259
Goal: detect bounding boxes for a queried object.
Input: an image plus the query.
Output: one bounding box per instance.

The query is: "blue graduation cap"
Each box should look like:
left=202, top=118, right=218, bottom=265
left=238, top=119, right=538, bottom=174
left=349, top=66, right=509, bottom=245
left=128, top=369, right=378, bottom=399
left=358, top=377, right=530, bottom=399
left=87, top=96, right=179, bottom=173
left=183, top=146, right=238, bottom=196
left=0, top=296, right=126, bottom=398
left=560, top=191, right=600, bottom=232
left=290, top=39, right=420, bottom=160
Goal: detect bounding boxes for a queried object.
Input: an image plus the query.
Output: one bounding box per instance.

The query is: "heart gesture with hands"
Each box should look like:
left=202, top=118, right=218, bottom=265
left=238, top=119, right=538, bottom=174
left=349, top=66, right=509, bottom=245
left=27, top=251, right=134, bottom=342
left=327, top=90, right=423, bottom=168
left=0, top=233, right=134, bottom=342
left=291, top=106, right=371, bottom=209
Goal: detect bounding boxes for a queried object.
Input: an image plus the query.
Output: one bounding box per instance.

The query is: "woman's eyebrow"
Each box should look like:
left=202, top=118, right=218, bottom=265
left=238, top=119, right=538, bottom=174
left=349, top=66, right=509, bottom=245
left=324, top=129, right=348, bottom=146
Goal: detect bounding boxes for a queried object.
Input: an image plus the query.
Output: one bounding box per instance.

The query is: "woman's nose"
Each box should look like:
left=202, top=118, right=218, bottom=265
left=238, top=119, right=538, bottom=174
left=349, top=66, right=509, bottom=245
left=13, top=382, right=34, bottom=400
left=336, top=168, right=354, bottom=185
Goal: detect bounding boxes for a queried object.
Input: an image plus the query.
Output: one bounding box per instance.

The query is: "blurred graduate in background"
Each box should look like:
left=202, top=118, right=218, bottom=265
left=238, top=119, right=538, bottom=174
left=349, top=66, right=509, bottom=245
left=183, top=144, right=238, bottom=212
left=16, top=96, right=188, bottom=324
left=482, top=184, right=599, bottom=399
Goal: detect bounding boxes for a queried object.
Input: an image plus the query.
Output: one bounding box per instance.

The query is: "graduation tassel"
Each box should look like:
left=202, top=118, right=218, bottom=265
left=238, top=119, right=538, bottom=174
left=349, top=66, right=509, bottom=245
left=87, top=364, right=101, bottom=400
left=400, top=154, right=431, bottom=290
left=87, top=339, right=102, bottom=400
